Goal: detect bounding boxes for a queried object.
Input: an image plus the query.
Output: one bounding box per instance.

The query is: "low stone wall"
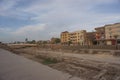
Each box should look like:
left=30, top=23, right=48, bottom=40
left=38, top=44, right=120, bottom=56
left=4, top=44, right=120, bottom=56
left=38, top=44, right=120, bottom=50
left=61, top=45, right=120, bottom=50
left=8, top=44, right=37, bottom=49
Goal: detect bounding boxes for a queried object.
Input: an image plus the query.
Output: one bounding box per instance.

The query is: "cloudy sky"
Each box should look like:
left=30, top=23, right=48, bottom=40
left=0, top=0, right=120, bottom=42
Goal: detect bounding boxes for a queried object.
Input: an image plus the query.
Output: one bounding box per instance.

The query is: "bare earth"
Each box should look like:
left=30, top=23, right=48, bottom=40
left=8, top=46, right=120, bottom=80
left=0, top=48, right=81, bottom=80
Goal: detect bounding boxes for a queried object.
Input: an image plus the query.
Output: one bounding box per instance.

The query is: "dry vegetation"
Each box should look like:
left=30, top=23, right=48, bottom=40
left=1, top=44, right=120, bottom=80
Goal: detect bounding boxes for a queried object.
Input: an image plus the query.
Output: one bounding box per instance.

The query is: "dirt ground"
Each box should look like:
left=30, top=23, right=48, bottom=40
left=1, top=43, right=120, bottom=80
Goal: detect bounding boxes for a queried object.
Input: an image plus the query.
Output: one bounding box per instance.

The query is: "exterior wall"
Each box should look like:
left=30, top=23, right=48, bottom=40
left=69, top=32, right=77, bottom=44
left=77, top=30, right=86, bottom=45
left=60, top=23, right=120, bottom=46
left=60, top=31, right=70, bottom=44
left=86, top=32, right=96, bottom=45
left=105, top=23, right=120, bottom=45
left=94, top=27, right=106, bottom=45
left=95, top=27, right=105, bottom=40
left=60, top=30, right=87, bottom=45
left=69, top=30, right=86, bottom=45
left=105, top=23, right=120, bottom=39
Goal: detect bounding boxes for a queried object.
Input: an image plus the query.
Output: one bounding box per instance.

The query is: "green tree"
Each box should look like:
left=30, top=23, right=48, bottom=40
left=31, top=40, right=36, bottom=44
left=55, top=38, right=60, bottom=44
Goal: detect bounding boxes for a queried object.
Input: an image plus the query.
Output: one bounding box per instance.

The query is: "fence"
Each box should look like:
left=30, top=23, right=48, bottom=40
left=38, top=44, right=120, bottom=50
left=62, top=45, right=120, bottom=50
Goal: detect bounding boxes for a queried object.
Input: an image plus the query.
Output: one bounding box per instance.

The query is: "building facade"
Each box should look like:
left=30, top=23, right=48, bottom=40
left=72, top=30, right=86, bottom=45
left=60, top=31, right=70, bottom=44
left=60, top=23, right=120, bottom=46
left=69, top=30, right=86, bottom=45
left=86, top=32, right=96, bottom=45
left=60, top=30, right=87, bottom=45
left=105, top=23, right=120, bottom=45
left=94, top=27, right=105, bottom=45
left=95, top=27, right=105, bottom=40
left=69, top=32, right=77, bottom=44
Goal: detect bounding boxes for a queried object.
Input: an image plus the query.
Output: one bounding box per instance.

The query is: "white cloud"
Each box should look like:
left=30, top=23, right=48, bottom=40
left=0, top=27, right=12, bottom=33
left=0, top=0, right=120, bottom=42
left=0, top=0, right=18, bottom=10
left=12, top=24, right=46, bottom=35
left=0, top=0, right=20, bottom=15
left=49, top=32, right=60, bottom=38
left=0, top=24, right=47, bottom=42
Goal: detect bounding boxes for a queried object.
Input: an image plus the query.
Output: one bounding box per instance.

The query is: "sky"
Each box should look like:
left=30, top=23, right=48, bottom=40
left=0, top=0, right=120, bottom=42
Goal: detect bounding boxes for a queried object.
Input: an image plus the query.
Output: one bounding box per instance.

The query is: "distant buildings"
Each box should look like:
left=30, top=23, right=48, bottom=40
left=105, top=23, right=120, bottom=45
left=86, top=32, right=96, bottom=45
left=61, top=30, right=87, bottom=45
left=60, top=22, right=120, bottom=45
left=95, top=26, right=105, bottom=40
left=95, top=26, right=105, bottom=45
left=60, top=31, right=70, bottom=44
left=70, top=30, right=86, bottom=45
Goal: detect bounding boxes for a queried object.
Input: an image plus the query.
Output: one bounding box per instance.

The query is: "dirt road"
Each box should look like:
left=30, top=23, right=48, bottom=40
left=36, top=50, right=120, bottom=64
left=0, top=48, right=81, bottom=80
left=10, top=47, right=120, bottom=80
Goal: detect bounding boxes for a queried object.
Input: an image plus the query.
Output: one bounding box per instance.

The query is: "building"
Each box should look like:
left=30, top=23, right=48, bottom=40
left=86, top=32, right=96, bottom=45
left=95, top=27, right=105, bottom=40
left=95, top=27, right=105, bottom=45
left=60, top=31, right=70, bottom=44
left=70, top=30, right=86, bottom=45
left=60, top=30, right=87, bottom=45
left=69, top=32, right=77, bottom=44
left=105, top=23, right=120, bottom=45
left=60, top=22, right=120, bottom=46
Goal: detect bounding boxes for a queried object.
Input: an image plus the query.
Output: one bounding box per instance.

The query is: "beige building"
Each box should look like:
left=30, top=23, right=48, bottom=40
left=70, top=30, right=86, bottom=45
left=60, top=31, right=70, bottom=44
left=61, top=30, right=87, bottom=45
left=69, top=32, right=77, bottom=44
left=105, top=23, right=120, bottom=45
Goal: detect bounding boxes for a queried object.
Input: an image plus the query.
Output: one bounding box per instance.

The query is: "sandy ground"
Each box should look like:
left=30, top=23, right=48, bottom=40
left=0, top=48, right=82, bottom=80
left=7, top=46, right=119, bottom=80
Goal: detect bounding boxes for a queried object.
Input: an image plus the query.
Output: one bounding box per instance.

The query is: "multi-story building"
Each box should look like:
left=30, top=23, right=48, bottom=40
left=69, top=32, right=77, bottom=44
left=60, top=31, right=70, bottom=44
left=94, top=27, right=105, bottom=45
left=86, top=32, right=96, bottom=45
left=72, top=30, right=86, bottom=45
left=60, top=23, right=120, bottom=45
left=61, top=30, right=87, bottom=45
left=95, top=27, right=105, bottom=40
left=105, top=23, right=120, bottom=45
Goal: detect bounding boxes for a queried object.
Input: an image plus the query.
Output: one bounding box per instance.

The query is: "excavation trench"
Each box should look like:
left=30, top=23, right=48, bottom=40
left=1, top=45, right=120, bottom=80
